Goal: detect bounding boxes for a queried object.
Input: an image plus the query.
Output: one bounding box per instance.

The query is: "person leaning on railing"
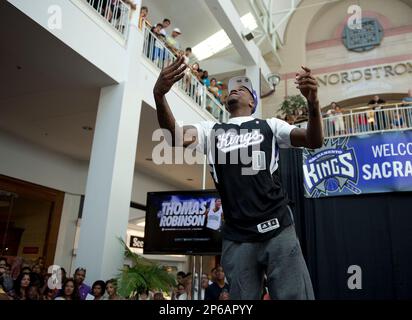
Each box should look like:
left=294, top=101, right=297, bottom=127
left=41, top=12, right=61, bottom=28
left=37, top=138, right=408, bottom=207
left=138, top=5, right=151, bottom=30
left=368, top=95, right=386, bottom=130
left=105, top=0, right=136, bottom=22
left=401, top=89, right=412, bottom=127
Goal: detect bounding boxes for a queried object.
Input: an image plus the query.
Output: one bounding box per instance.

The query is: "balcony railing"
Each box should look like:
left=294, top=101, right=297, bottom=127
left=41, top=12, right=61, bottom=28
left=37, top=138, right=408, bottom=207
left=85, top=0, right=131, bottom=38
left=142, top=25, right=229, bottom=123
left=294, top=103, right=412, bottom=138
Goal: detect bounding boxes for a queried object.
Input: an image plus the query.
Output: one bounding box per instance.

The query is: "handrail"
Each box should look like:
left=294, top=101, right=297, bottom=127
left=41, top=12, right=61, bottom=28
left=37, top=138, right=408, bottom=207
left=295, top=103, right=412, bottom=138
left=84, top=0, right=131, bottom=38
left=142, top=25, right=229, bottom=123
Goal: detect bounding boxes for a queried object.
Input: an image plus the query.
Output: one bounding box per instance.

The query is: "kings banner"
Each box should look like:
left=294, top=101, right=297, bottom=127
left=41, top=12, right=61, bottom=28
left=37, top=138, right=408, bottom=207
left=303, top=130, right=412, bottom=198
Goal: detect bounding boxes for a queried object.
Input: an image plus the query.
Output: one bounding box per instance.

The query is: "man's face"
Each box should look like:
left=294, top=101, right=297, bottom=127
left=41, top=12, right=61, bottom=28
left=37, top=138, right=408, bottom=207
left=93, top=285, right=103, bottom=297
left=163, top=21, right=171, bottom=28
left=215, top=199, right=222, bottom=209
left=216, top=267, right=225, bottom=281
left=0, top=260, right=6, bottom=274
left=226, top=86, right=254, bottom=114
left=172, top=31, right=180, bottom=38
left=74, top=270, right=86, bottom=284
left=374, top=95, right=379, bottom=101
left=155, top=25, right=162, bottom=33
left=185, top=50, right=192, bottom=57
left=201, top=276, right=209, bottom=288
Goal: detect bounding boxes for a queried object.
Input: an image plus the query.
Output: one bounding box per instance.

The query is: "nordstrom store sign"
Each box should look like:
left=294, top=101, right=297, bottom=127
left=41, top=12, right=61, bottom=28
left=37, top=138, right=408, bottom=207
left=316, top=61, right=412, bottom=86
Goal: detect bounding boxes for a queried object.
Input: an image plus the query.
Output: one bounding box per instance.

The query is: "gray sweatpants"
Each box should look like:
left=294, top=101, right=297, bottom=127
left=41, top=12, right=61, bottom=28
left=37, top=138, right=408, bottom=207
left=221, top=223, right=315, bottom=300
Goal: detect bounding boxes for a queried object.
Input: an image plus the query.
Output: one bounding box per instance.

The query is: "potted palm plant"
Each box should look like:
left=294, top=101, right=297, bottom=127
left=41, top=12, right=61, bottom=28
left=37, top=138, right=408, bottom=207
left=117, top=239, right=176, bottom=299
left=280, top=95, right=307, bottom=116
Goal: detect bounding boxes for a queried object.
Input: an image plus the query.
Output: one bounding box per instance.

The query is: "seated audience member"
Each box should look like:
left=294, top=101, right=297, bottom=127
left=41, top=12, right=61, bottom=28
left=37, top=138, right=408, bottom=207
left=60, top=267, right=68, bottom=284
left=31, top=264, right=44, bottom=288
left=199, top=273, right=209, bottom=300
left=153, top=292, right=165, bottom=300
left=73, top=267, right=91, bottom=300
left=92, top=280, right=106, bottom=300
left=175, top=283, right=188, bottom=300
left=27, top=285, right=42, bottom=300
left=9, top=273, right=32, bottom=300
left=219, top=288, right=230, bottom=300
left=138, top=289, right=151, bottom=300
left=176, top=271, right=186, bottom=286
left=55, top=278, right=80, bottom=300
left=0, top=257, right=13, bottom=293
left=42, top=286, right=58, bottom=300
left=204, top=266, right=229, bottom=300
left=106, top=279, right=122, bottom=300
left=209, top=268, right=217, bottom=284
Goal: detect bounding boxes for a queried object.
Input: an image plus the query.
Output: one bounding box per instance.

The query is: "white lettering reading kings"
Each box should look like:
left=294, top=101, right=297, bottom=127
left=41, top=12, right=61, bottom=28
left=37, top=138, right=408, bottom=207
left=217, top=130, right=264, bottom=153
left=304, top=153, right=355, bottom=189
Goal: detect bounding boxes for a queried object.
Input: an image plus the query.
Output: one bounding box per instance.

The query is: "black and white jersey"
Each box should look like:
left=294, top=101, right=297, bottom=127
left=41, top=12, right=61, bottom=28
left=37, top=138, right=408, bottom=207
left=194, top=116, right=296, bottom=242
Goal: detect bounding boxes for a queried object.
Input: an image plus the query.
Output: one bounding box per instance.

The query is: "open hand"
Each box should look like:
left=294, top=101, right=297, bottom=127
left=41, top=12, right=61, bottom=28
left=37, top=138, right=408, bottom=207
left=295, top=66, right=318, bottom=104
left=153, top=55, right=187, bottom=98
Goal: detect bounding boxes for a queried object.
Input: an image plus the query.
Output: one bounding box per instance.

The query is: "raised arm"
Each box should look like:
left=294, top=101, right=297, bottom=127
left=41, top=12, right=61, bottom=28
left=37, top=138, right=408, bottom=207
left=290, top=66, right=324, bottom=149
left=153, top=56, right=199, bottom=148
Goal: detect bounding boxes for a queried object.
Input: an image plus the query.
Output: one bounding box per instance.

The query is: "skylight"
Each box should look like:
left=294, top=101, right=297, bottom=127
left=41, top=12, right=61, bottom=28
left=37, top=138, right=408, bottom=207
left=241, top=12, right=258, bottom=31
left=192, top=12, right=258, bottom=61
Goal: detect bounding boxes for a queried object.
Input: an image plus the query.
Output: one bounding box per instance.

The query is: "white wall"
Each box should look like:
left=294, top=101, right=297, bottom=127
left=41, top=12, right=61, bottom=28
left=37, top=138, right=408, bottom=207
left=131, top=170, right=177, bottom=205
left=8, top=0, right=130, bottom=82
left=0, top=130, right=88, bottom=195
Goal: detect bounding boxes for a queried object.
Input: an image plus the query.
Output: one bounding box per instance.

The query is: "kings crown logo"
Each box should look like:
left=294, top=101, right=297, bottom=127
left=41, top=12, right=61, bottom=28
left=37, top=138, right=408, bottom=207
left=303, top=138, right=361, bottom=198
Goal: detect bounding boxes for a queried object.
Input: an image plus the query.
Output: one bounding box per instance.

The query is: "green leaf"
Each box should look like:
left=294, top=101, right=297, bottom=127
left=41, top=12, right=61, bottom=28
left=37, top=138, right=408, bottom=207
left=280, top=95, right=307, bottom=116
left=117, top=238, right=176, bottom=298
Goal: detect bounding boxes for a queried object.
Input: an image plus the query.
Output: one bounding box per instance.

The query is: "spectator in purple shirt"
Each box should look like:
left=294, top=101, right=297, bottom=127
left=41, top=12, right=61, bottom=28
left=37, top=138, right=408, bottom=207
left=73, top=267, right=91, bottom=300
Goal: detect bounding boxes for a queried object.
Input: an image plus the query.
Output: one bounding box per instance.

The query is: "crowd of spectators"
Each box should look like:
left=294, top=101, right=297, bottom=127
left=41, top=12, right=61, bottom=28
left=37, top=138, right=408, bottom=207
left=139, top=6, right=228, bottom=119
left=0, top=256, right=239, bottom=301
left=0, top=256, right=125, bottom=300
left=320, top=91, right=412, bottom=136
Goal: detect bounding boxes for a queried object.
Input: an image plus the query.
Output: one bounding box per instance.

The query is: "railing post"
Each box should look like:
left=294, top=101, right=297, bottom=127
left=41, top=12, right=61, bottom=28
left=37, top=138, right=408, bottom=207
left=350, top=110, right=354, bottom=135
left=202, top=90, right=207, bottom=110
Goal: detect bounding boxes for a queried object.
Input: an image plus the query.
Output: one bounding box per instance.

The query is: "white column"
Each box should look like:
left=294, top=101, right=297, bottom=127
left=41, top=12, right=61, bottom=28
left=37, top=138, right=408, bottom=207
left=75, top=18, right=143, bottom=282
left=246, top=65, right=262, bottom=119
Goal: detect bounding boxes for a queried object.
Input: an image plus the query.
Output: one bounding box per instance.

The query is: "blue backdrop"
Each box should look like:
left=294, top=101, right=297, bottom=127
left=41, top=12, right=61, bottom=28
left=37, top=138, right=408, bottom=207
left=303, top=130, right=412, bottom=198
